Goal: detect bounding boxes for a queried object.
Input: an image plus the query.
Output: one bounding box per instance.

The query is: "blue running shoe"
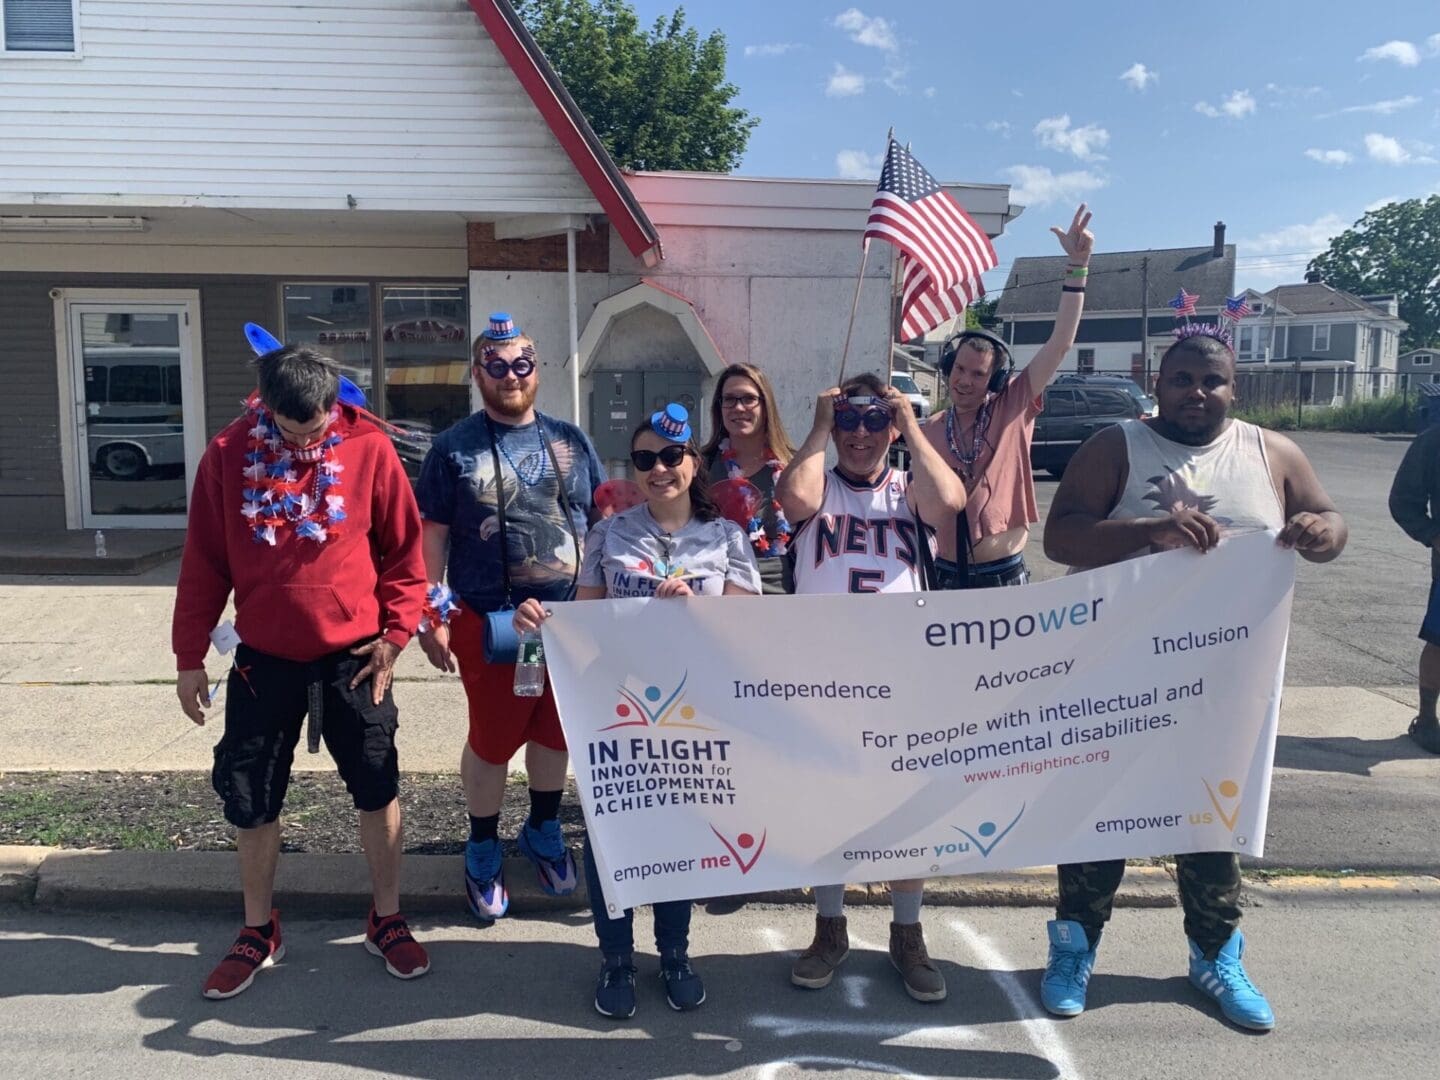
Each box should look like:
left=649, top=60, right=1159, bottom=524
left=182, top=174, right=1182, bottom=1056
left=594, top=954, right=637, bottom=1019
left=1040, top=919, right=1097, bottom=1017
left=516, top=818, right=578, bottom=896
left=1188, top=931, right=1274, bottom=1031
left=463, top=838, right=508, bottom=921
left=659, top=947, right=706, bottom=1011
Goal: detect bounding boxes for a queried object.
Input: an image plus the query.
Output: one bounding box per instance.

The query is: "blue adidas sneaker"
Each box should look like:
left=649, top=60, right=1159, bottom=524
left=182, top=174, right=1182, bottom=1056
left=516, top=818, right=578, bottom=896
left=594, top=954, right=637, bottom=1019
left=1188, top=931, right=1275, bottom=1031
left=1040, top=919, right=1097, bottom=1017
left=659, top=947, right=706, bottom=1011
left=463, top=838, right=509, bottom=921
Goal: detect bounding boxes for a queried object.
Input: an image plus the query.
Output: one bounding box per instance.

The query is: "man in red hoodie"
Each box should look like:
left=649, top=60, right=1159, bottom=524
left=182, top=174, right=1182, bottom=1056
left=172, top=344, right=429, bottom=1000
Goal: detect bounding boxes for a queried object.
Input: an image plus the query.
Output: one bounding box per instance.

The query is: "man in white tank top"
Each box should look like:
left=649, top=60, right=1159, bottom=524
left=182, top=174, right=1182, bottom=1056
left=776, top=371, right=967, bottom=1002
left=1036, top=324, right=1347, bottom=1033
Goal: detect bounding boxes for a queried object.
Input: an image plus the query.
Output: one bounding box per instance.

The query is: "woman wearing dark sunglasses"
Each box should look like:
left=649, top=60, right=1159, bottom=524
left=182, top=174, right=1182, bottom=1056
left=513, top=402, right=759, bottom=1020
left=700, top=363, right=798, bottom=594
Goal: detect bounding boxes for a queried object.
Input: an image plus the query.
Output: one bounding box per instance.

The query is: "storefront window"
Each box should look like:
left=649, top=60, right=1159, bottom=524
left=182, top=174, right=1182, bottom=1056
left=381, top=285, right=471, bottom=476
left=282, top=284, right=373, bottom=400
left=282, top=282, right=469, bottom=479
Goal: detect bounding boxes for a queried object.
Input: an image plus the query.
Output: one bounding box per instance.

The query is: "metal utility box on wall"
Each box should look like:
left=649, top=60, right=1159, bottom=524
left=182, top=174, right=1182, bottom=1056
left=589, top=369, right=704, bottom=460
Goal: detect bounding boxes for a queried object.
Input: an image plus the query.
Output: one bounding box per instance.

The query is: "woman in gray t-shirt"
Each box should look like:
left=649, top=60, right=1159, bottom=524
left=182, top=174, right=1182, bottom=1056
left=512, top=403, right=758, bottom=1020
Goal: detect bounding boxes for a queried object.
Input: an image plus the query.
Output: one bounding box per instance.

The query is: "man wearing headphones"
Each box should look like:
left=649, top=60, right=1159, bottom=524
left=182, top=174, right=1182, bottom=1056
left=917, top=204, right=1094, bottom=589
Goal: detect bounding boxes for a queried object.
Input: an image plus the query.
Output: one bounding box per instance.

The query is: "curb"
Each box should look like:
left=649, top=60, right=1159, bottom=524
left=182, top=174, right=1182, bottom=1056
left=6, top=847, right=1438, bottom=915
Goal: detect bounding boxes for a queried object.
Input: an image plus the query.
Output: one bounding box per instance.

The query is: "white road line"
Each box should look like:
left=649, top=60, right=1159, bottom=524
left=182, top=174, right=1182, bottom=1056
left=749, top=1014, right=978, bottom=1046
left=948, top=918, right=1085, bottom=1080
left=756, top=1057, right=938, bottom=1080
left=842, top=973, right=871, bottom=1009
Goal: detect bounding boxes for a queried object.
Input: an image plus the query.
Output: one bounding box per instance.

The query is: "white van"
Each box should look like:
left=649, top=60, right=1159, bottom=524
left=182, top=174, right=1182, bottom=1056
left=82, top=348, right=185, bottom=480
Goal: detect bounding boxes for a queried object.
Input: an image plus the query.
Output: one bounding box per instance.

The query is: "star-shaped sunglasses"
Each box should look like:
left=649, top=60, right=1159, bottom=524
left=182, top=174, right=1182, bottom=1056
left=833, top=395, right=893, bottom=433
left=479, top=344, right=536, bottom=380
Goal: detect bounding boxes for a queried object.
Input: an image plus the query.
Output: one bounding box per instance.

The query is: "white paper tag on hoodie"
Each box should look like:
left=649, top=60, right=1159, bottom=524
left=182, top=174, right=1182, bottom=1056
left=209, top=620, right=242, bottom=655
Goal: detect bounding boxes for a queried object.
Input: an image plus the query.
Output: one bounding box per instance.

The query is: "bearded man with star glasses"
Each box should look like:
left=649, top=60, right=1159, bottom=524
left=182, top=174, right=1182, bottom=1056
left=413, top=312, right=606, bottom=923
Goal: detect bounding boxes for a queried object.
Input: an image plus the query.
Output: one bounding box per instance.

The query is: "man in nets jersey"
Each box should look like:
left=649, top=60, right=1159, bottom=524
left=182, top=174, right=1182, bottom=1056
left=774, top=370, right=966, bottom=1001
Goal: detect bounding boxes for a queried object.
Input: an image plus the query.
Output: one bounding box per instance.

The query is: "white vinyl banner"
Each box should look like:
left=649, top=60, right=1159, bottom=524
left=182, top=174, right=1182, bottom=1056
left=543, top=531, right=1295, bottom=914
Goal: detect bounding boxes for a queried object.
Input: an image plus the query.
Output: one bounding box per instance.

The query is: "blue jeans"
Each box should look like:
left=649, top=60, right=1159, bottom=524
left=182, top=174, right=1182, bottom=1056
left=583, top=835, right=692, bottom=956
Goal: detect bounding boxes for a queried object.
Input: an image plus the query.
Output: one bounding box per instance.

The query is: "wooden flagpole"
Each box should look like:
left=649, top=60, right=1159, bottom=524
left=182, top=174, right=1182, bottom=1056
left=837, top=126, right=894, bottom=385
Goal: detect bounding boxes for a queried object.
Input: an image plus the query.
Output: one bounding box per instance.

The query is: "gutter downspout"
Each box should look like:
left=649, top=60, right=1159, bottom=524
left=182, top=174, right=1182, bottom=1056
left=567, top=228, right=581, bottom=426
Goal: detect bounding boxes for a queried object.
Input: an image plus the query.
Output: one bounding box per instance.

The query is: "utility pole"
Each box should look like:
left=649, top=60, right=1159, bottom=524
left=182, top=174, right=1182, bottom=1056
left=1139, top=255, right=1150, bottom=388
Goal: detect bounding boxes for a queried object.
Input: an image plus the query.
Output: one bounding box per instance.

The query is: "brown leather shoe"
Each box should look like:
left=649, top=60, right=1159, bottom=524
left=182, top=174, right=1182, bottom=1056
left=790, top=914, right=850, bottom=988
left=889, top=921, right=946, bottom=1002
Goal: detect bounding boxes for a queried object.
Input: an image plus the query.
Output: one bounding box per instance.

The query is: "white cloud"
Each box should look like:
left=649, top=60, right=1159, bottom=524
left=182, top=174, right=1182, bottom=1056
left=1360, top=40, right=1422, bottom=65
left=835, top=149, right=884, bottom=180
left=825, top=63, right=866, bottom=97
left=1194, top=89, right=1256, bottom=119
left=833, top=9, right=897, bottom=52
left=1321, top=95, right=1421, bottom=117
left=1429, top=32, right=1440, bottom=55
left=1033, top=114, right=1110, bottom=161
left=923, top=86, right=936, bottom=99
left=1237, top=213, right=1349, bottom=293
left=1305, top=148, right=1354, bottom=166
left=1002, top=164, right=1107, bottom=208
left=1119, top=62, right=1157, bottom=91
left=744, top=43, right=801, bottom=58
left=1244, top=213, right=1348, bottom=255
left=985, top=120, right=1013, bottom=138
left=1364, top=132, right=1436, bottom=165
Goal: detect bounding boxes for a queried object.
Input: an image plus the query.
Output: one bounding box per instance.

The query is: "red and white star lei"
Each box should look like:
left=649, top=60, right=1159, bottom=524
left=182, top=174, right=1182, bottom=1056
left=240, top=405, right=347, bottom=546
left=719, top=439, right=791, bottom=556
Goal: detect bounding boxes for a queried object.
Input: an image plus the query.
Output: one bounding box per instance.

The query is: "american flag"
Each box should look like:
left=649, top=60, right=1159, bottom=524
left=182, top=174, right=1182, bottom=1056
left=897, top=253, right=984, bottom=341
left=1222, top=295, right=1252, bottom=322
left=1168, top=288, right=1198, bottom=317
left=865, top=139, right=996, bottom=306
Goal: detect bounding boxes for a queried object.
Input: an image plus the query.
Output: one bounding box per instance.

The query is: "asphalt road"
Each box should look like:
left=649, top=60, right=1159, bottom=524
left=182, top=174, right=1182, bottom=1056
left=1, top=901, right=1434, bottom=1080
left=1024, top=431, right=1428, bottom=688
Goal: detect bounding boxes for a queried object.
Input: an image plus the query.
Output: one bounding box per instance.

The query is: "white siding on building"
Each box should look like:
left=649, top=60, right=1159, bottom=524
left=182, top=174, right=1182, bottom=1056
left=0, top=0, right=600, bottom=214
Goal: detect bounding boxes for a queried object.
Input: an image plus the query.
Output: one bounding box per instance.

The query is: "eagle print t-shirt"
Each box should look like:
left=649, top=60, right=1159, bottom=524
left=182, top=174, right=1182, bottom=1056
left=414, top=411, right=605, bottom=612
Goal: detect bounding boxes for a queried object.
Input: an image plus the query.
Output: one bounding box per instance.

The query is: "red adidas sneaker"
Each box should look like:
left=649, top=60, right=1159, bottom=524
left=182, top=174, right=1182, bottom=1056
left=202, top=910, right=285, bottom=1000
left=365, top=908, right=430, bottom=979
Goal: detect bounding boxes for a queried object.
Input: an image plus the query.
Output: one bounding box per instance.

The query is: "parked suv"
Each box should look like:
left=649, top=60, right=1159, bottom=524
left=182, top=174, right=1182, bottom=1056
left=1031, top=383, right=1149, bottom=476
left=890, top=372, right=931, bottom=420
left=1053, top=373, right=1157, bottom=417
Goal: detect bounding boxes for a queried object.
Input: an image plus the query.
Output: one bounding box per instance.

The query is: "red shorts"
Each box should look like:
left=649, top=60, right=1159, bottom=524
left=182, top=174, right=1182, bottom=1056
left=449, top=601, right=566, bottom=764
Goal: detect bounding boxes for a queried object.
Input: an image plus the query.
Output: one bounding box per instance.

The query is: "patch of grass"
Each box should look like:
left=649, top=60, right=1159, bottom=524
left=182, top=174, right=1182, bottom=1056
left=1234, top=394, right=1417, bottom=433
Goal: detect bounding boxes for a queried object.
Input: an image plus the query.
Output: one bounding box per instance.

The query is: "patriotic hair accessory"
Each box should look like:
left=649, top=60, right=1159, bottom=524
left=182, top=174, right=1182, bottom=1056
left=418, top=582, right=459, bottom=633
left=650, top=402, right=692, bottom=442
left=481, top=312, right=521, bottom=341
left=1172, top=321, right=1234, bottom=351
left=244, top=322, right=368, bottom=408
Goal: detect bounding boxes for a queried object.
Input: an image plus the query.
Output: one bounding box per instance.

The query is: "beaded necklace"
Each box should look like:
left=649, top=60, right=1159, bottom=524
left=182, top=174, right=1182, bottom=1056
left=944, top=401, right=993, bottom=483
left=240, top=405, right=346, bottom=545
left=719, top=438, right=791, bottom=556
left=496, top=426, right=549, bottom=488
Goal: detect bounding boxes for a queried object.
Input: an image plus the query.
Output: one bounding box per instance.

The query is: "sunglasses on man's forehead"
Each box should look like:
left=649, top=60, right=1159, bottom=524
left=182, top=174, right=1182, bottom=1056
left=479, top=344, right=536, bottom=380
left=630, top=444, right=690, bottom=471
left=833, top=395, right=893, bottom=433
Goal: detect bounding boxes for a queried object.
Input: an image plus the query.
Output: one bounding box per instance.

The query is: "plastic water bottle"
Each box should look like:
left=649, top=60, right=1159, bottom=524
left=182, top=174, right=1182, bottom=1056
left=94, top=530, right=107, bottom=558
left=513, top=630, right=546, bottom=697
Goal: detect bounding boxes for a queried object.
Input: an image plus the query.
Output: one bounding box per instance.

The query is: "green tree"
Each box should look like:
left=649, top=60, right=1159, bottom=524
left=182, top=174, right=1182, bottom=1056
left=1308, top=194, right=1440, bottom=350
left=513, top=0, right=757, bottom=172
left=966, top=297, right=998, bottom=330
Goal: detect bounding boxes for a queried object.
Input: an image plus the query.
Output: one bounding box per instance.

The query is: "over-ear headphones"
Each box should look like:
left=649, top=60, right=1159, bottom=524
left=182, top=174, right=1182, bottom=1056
left=940, top=328, right=1014, bottom=395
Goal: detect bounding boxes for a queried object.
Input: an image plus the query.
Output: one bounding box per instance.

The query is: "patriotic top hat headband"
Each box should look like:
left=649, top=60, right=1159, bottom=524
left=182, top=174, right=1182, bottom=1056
left=651, top=403, right=692, bottom=443
left=481, top=312, right=521, bottom=341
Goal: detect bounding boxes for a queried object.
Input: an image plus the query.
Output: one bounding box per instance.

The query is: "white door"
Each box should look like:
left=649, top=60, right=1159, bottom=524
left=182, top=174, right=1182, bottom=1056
left=64, top=296, right=205, bottom=529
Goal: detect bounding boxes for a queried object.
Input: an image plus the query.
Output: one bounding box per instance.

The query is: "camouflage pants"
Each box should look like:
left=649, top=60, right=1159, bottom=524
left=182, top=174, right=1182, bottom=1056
left=1056, top=852, right=1241, bottom=957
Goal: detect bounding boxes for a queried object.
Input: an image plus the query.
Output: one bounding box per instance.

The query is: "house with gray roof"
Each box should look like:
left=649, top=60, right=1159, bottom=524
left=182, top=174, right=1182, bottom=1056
left=1229, top=276, right=1407, bottom=401
left=1400, top=347, right=1440, bottom=389
left=994, top=223, right=1235, bottom=382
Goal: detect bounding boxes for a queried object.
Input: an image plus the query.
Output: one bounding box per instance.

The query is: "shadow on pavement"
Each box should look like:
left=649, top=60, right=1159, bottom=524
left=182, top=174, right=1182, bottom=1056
left=1274, top=732, right=1434, bottom=775
left=0, top=911, right=1213, bottom=1080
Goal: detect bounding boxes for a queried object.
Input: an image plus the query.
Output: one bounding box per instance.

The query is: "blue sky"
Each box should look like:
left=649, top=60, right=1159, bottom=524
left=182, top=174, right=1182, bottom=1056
left=627, top=1, right=1440, bottom=295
